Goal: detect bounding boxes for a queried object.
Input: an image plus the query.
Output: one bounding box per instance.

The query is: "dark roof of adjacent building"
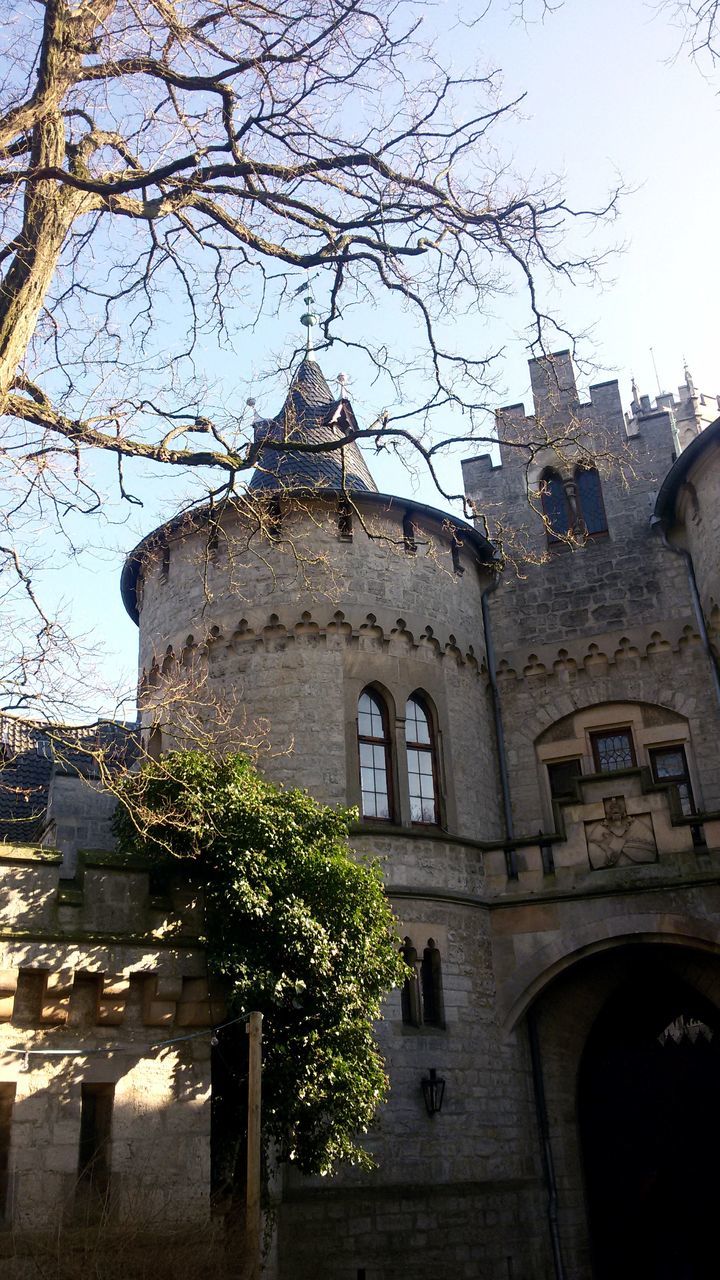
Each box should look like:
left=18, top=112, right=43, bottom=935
left=248, top=357, right=378, bottom=493
left=653, top=416, right=720, bottom=523
left=0, top=717, right=138, bottom=843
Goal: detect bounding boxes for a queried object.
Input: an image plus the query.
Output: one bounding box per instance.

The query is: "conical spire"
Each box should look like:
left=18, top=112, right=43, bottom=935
left=249, top=355, right=377, bottom=493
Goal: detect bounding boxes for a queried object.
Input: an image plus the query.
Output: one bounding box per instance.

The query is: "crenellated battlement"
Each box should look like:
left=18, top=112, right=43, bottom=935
left=0, top=848, right=218, bottom=1033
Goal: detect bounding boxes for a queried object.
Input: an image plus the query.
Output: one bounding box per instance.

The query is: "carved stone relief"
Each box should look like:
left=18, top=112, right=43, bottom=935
left=585, top=795, right=657, bottom=870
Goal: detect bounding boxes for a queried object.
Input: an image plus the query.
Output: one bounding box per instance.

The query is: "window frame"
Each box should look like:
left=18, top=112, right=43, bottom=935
left=649, top=744, right=696, bottom=817
left=405, top=692, right=441, bottom=827
left=590, top=727, right=637, bottom=774
left=78, top=1082, right=114, bottom=1196
left=540, top=468, right=573, bottom=544
left=357, top=687, right=394, bottom=823
left=420, top=938, right=444, bottom=1028
left=400, top=937, right=421, bottom=1027
left=0, top=1083, right=15, bottom=1224
left=575, top=465, right=608, bottom=538
left=547, top=757, right=583, bottom=803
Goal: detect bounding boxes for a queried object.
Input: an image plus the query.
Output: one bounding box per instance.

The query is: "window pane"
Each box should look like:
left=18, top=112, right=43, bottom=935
left=677, top=783, right=693, bottom=817
left=592, top=731, right=634, bottom=772
left=358, top=690, right=385, bottom=738
left=408, top=745, right=437, bottom=824
left=373, top=791, right=389, bottom=820
left=406, top=697, right=431, bottom=745
left=652, top=750, right=686, bottom=780
left=410, top=796, right=424, bottom=822
left=548, top=758, right=582, bottom=800
left=541, top=472, right=571, bottom=539
left=362, top=791, right=378, bottom=817
left=576, top=467, right=608, bottom=535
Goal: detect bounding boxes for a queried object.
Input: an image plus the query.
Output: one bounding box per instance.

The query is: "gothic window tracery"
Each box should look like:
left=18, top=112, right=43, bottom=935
left=575, top=466, right=608, bottom=536
left=358, top=688, right=392, bottom=821
left=540, top=466, right=608, bottom=543
left=400, top=935, right=444, bottom=1029
left=591, top=728, right=636, bottom=773
left=400, top=937, right=421, bottom=1026
left=540, top=469, right=572, bottom=541
left=405, top=694, right=439, bottom=825
left=421, top=939, right=444, bottom=1027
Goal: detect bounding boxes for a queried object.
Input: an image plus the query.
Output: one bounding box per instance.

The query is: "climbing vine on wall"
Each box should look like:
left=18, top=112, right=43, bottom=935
left=113, top=751, right=406, bottom=1175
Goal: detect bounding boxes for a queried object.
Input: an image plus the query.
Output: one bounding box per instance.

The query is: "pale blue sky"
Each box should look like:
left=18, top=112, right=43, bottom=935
left=36, top=0, right=720, bottom=718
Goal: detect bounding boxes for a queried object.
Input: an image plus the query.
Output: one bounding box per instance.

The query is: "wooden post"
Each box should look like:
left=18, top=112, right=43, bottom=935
left=245, top=1011, right=263, bottom=1280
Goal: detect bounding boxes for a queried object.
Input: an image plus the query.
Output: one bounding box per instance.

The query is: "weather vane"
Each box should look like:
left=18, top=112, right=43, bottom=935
left=293, top=272, right=320, bottom=356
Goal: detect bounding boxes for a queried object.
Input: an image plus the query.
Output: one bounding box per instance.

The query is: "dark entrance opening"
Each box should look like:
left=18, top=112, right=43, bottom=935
left=211, top=1017, right=248, bottom=1220
left=579, top=968, right=720, bottom=1279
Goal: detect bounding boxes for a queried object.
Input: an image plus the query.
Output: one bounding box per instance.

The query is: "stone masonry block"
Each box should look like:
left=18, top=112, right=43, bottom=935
left=175, top=977, right=224, bottom=1027
left=142, top=974, right=183, bottom=1025
left=40, top=969, right=75, bottom=1024
left=97, top=972, right=131, bottom=1025
left=0, top=967, right=18, bottom=1020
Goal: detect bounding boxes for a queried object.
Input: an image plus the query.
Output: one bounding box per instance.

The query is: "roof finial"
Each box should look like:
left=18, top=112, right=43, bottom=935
left=631, top=375, right=639, bottom=405
left=300, top=282, right=319, bottom=360
left=683, top=357, right=696, bottom=398
left=337, top=372, right=349, bottom=399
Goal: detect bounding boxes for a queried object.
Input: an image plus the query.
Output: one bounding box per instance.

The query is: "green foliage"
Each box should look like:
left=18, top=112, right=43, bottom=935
left=113, top=750, right=406, bottom=1175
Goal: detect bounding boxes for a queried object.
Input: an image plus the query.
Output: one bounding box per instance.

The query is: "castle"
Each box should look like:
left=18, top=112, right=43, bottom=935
left=1, top=340, right=720, bottom=1280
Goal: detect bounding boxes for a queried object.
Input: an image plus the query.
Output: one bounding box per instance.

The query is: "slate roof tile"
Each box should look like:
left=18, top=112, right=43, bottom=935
left=249, top=357, right=378, bottom=494
left=0, top=717, right=139, bottom=843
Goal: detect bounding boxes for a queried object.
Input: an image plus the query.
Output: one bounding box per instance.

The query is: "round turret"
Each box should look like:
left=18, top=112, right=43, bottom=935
left=122, top=353, right=502, bottom=837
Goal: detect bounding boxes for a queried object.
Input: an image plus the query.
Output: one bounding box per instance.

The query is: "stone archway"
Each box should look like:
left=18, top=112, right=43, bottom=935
left=522, top=942, right=720, bottom=1279
left=578, top=966, right=720, bottom=1279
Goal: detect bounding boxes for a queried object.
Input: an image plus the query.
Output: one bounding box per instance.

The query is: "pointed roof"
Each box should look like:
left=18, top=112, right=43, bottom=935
left=249, top=357, right=378, bottom=493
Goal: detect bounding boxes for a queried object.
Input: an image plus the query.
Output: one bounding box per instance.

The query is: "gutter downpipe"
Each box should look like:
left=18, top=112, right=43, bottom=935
left=480, top=568, right=517, bottom=880
left=481, top=565, right=565, bottom=1280
left=651, top=516, right=720, bottom=708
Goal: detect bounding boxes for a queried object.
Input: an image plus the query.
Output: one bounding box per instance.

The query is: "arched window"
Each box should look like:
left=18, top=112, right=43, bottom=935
left=405, top=694, right=439, bottom=825
left=400, top=938, right=421, bottom=1026
left=540, top=470, right=572, bottom=541
left=358, top=688, right=392, bottom=821
left=575, top=467, right=608, bottom=536
left=421, top=939, right=444, bottom=1027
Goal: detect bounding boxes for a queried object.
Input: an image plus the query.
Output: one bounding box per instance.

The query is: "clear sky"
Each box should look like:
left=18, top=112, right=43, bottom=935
left=33, top=0, right=720, bottom=720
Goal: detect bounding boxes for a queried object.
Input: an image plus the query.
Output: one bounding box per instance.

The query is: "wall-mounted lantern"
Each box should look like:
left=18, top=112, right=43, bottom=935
left=421, top=1067, right=445, bottom=1116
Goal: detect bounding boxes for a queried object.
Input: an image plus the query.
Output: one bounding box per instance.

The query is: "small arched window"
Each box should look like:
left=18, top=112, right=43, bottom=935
left=421, top=939, right=444, bottom=1027
left=358, top=688, right=392, bottom=821
left=540, top=470, right=572, bottom=541
left=575, top=467, right=608, bottom=536
left=405, top=694, right=439, bottom=825
left=400, top=938, right=421, bottom=1027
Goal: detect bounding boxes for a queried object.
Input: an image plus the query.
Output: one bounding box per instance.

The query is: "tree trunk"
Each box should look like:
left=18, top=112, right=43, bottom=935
left=0, top=1, right=95, bottom=406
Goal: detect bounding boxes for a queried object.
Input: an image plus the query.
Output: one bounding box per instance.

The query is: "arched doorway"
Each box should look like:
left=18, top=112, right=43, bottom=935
left=578, top=966, right=720, bottom=1279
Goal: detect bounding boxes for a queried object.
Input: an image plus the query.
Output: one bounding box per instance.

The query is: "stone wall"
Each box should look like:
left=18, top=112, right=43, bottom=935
left=0, top=845, right=215, bottom=1233
left=673, top=427, right=720, bottom=648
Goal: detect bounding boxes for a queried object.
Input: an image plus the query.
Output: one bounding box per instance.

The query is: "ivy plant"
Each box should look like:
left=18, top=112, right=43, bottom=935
left=113, top=750, right=407, bottom=1175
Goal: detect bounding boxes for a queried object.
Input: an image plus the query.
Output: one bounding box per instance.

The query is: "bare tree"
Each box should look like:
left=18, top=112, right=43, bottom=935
left=0, top=0, right=620, bottom=715
left=658, top=1, right=720, bottom=64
